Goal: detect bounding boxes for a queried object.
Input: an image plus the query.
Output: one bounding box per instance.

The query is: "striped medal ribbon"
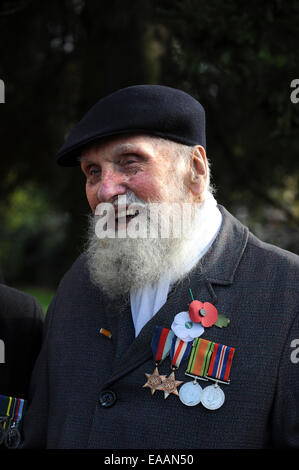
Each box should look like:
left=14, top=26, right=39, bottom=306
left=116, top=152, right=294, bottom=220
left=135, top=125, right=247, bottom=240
left=151, top=326, right=174, bottom=365
left=0, top=394, right=26, bottom=448
left=201, top=342, right=236, bottom=410
left=185, top=338, right=215, bottom=380
left=143, top=327, right=174, bottom=396
left=170, top=336, right=193, bottom=370
left=0, top=395, right=12, bottom=444
left=207, top=342, right=235, bottom=384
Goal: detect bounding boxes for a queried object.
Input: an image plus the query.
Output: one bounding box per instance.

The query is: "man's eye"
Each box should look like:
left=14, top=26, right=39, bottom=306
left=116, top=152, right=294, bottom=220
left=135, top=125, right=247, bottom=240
left=85, top=165, right=101, bottom=183
left=88, top=166, right=100, bottom=175
left=121, top=154, right=139, bottom=165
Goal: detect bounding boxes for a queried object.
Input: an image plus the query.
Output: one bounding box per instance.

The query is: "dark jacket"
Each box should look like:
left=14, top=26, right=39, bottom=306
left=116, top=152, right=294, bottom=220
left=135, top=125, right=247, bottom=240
left=0, top=284, right=44, bottom=398
left=23, top=206, right=299, bottom=449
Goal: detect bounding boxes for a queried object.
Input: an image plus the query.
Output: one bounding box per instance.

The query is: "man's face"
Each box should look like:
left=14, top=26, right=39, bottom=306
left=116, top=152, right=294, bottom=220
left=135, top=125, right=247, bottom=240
left=82, top=134, right=209, bottom=298
left=80, top=134, right=191, bottom=213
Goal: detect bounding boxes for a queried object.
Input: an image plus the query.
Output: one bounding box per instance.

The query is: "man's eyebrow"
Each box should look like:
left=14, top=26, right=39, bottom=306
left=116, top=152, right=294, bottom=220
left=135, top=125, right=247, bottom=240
left=113, top=143, right=143, bottom=154
left=78, top=142, right=146, bottom=164
left=79, top=155, right=90, bottom=163
left=79, top=149, right=102, bottom=163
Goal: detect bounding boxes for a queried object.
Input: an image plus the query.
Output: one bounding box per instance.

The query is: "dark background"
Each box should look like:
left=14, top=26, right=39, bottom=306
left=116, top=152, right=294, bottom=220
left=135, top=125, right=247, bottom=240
left=0, top=0, right=298, bottom=307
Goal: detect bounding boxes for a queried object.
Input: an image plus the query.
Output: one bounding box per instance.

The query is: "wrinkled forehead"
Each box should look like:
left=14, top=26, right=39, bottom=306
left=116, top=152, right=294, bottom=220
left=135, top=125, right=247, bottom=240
left=79, top=133, right=177, bottom=162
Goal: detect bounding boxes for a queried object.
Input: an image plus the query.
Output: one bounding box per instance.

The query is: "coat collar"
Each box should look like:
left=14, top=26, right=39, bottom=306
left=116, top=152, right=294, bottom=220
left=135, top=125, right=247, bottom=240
left=200, top=205, right=249, bottom=285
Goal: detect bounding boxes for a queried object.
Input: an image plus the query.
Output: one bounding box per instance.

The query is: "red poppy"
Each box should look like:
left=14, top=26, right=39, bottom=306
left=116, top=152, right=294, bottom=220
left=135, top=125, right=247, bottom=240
left=188, top=300, right=218, bottom=327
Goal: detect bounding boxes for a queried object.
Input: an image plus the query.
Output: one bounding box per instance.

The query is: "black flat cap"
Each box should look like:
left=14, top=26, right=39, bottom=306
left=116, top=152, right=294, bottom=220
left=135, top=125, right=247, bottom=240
left=56, top=84, right=206, bottom=166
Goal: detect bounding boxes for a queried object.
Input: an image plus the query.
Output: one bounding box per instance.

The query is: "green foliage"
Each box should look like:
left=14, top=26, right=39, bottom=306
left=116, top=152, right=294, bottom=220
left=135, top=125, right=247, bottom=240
left=155, top=0, right=299, bottom=249
left=20, top=286, right=54, bottom=314
left=0, top=183, right=69, bottom=286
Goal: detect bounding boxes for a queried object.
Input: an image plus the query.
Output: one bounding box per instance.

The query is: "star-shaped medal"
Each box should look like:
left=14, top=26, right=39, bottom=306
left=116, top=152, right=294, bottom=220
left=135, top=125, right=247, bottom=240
left=143, top=367, right=167, bottom=395
left=156, top=372, right=183, bottom=399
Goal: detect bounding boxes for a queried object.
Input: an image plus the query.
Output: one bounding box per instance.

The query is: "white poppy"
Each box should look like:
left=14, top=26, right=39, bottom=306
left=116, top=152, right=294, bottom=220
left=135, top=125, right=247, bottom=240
left=171, top=311, right=204, bottom=342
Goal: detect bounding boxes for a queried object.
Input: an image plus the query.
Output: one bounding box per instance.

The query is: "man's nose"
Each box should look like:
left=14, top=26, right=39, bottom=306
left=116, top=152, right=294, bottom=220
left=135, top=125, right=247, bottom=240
left=97, top=170, right=127, bottom=203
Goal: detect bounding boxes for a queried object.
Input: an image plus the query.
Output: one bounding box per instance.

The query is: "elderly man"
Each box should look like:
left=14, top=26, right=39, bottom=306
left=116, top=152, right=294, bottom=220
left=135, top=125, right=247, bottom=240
left=23, top=85, right=299, bottom=449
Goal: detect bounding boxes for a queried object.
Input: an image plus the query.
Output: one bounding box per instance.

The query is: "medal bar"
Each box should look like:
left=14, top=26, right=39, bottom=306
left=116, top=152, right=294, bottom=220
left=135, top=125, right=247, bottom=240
left=184, top=372, right=209, bottom=382
left=204, top=377, right=230, bottom=385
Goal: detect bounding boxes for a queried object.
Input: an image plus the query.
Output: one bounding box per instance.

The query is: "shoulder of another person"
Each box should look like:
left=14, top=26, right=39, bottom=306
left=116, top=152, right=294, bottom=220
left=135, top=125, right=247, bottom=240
left=0, top=283, right=43, bottom=321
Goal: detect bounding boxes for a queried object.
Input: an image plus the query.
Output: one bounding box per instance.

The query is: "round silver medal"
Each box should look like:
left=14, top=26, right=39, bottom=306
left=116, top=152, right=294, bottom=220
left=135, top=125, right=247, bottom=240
left=201, top=384, right=225, bottom=410
left=179, top=381, right=202, bottom=406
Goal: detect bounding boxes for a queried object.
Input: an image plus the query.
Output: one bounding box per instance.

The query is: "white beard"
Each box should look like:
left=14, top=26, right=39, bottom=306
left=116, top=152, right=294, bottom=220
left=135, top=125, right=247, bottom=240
left=86, top=190, right=218, bottom=299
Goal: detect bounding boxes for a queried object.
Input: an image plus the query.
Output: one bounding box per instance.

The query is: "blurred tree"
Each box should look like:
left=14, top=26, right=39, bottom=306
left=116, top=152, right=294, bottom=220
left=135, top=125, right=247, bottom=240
left=0, top=0, right=156, bottom=283
left=0, top=0, right=298, bottom=287
left=154, top=0, right=299, bottom=245
left=0, top=183, right=69, bottom=286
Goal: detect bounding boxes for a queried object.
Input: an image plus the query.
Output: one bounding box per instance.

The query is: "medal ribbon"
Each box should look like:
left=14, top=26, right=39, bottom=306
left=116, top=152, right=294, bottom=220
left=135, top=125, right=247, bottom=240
left=0, top=395, right=26, bottom=428
left=207, top=343, right=235, bottom=382
left=186, top=338, right=215, bottom=378
left=0, top=395, right=12, bottom=431
left=11, top=398, right=26, bottom=425
left=151, top=326, right=174, bottom=364
left=170, top=336, right=192, bottom=370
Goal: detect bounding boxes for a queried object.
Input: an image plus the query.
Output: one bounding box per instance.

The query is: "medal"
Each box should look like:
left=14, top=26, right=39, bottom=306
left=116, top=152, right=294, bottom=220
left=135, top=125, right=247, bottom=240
left=0, top=395, right=12, bottom=445
left=201, top=342, right=235, bottom=410
left=180, top=338, right=236, bottom=410
left=0, top=395, right=26, bottom=448
left=144, top=322, right=236, bottom=409
left=206, top=342, right=235, bottom=383
left=156, top=371, right=183, bottom=399
left=143, top=326, right=174, bottom=395
left=0, top=416, right=9, bottom=445
left=186, top=337, right=215, bottom=380
left=179, top=338, right=214, bottom=406
left=170, top=336, right=193, bottom=371
left=179, top=380, right=203, bottom=406
left=143, top=367, right=167, bottom=395
left=4, top=422, right=21, bottom=449
left=156, top=336, right=192, bottom=399
left=201, top=383, right=225, bottom=410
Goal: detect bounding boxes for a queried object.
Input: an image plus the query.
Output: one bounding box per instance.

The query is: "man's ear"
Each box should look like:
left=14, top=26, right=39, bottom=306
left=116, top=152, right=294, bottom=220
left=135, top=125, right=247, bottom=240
left=188, top=145, right=208, bottom=200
